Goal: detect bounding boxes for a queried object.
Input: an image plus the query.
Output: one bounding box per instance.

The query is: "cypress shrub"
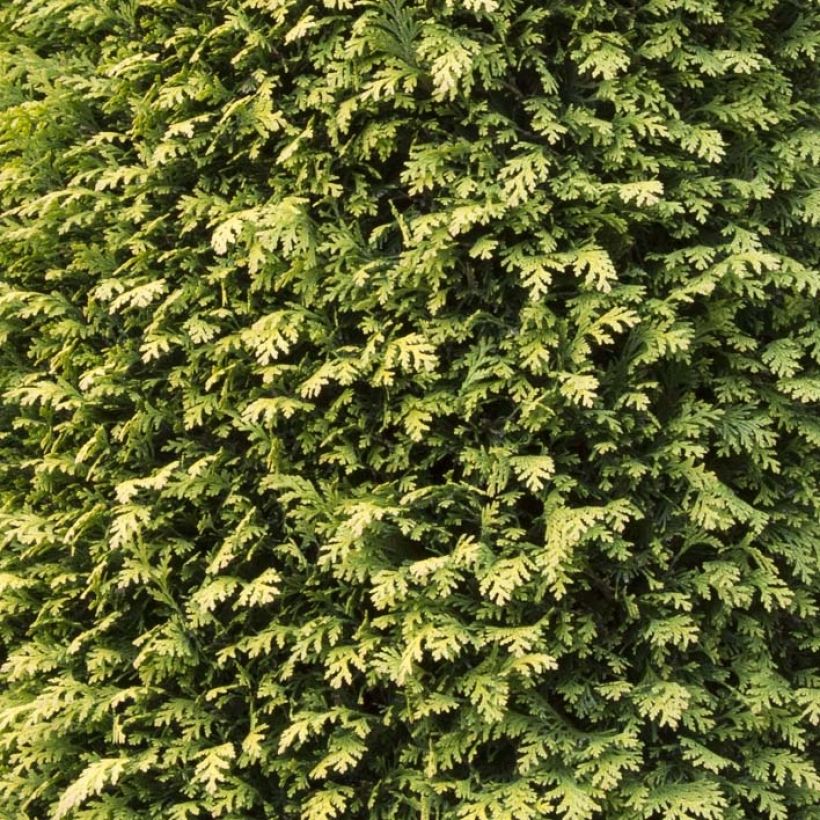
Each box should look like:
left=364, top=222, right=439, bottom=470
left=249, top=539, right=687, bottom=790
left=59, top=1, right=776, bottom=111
left=0, top=0, right=818, bottom=817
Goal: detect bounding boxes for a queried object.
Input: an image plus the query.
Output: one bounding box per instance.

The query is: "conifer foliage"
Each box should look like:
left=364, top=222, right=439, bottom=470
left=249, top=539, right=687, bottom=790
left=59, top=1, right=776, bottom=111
left=1, top=0, right=819, bottom=817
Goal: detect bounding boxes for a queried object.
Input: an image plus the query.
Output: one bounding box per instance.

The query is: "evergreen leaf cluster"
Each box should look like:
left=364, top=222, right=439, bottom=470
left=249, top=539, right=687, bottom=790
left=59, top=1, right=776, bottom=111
left=0, top=0, right=818, bottom=817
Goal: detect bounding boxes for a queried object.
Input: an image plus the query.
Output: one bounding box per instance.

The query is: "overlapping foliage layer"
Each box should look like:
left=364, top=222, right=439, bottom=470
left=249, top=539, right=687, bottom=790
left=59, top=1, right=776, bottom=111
left=0, top=0, right=818, bottom=817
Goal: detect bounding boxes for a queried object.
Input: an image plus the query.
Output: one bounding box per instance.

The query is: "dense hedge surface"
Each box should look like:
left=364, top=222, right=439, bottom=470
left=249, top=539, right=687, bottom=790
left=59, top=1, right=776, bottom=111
left=0, top=0, right=819, bottom=817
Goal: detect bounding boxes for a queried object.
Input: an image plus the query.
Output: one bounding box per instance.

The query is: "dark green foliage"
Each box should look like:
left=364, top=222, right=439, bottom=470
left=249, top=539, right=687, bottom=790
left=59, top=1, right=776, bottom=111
left=0, top=0, right=819, bottom=816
